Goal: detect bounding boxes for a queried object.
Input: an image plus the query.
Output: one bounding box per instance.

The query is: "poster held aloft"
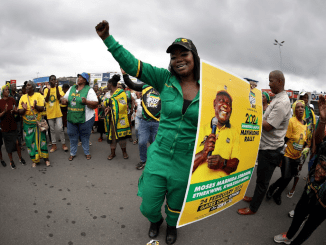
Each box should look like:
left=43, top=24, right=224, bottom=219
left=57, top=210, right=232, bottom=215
left=177, top=60, right=262, bottom=227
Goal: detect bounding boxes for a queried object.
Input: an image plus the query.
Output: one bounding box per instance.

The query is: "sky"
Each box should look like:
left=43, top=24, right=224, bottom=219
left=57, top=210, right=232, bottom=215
left=1, top=0, right=326, bottom=93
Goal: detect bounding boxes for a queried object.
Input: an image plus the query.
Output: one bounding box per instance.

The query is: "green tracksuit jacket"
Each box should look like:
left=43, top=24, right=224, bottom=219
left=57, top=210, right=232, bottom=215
left=104, top=35, right=199, bottom=226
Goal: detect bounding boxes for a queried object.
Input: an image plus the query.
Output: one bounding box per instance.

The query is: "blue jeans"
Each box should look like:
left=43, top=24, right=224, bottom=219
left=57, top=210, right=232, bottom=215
left=67, top=116, right=95, bottom=156
left=138, top=118, right=159, bottom=162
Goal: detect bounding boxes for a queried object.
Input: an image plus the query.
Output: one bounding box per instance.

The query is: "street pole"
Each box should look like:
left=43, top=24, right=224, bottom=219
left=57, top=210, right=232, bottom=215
left=274, top=40, right=284, bottom=70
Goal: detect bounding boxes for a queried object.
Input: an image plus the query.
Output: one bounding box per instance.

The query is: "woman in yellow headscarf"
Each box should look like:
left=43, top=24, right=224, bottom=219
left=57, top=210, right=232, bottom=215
left=267, top=100, right=309, bottom=204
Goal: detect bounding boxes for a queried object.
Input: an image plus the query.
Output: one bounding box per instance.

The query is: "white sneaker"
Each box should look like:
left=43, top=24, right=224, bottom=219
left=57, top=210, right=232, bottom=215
left=274, top=232, right=291, bottom=244
left=288, top=210, right=294, bottom=218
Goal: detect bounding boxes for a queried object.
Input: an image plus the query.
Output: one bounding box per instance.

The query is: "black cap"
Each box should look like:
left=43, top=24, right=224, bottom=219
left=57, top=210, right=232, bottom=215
left=166, top=38, right=198, bottom=54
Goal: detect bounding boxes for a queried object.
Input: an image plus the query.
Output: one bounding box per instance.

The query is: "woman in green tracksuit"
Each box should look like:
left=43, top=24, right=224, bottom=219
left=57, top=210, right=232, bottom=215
left=96, top=20, right=200, bottom=244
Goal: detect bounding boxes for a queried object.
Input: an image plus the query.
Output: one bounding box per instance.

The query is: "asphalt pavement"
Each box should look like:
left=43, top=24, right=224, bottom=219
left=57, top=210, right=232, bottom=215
left=0, top=131, right=325, bottom=245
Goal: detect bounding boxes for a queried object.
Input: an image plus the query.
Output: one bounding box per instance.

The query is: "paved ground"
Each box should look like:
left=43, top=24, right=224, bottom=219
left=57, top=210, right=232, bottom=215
left=0, top=131, right=325, bottom=245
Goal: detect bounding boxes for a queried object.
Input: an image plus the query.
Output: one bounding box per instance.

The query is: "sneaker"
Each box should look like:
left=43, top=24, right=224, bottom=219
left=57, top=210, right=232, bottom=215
left=20, top=158, right=26, bottom=165
left=78, top=142, right=82, bottom=146
left=1, top=160, right=6, bottom=167
left=136, top=162, right=146, bottom=170
left=274, top=232, right=291, bottom=244
left=10, top=161, right=16, bottom=170
left=89, top=141, right=92, bottom=146
left=32, top=163, right=37, bottom=168
left=288, top=210, right=294, bottom=218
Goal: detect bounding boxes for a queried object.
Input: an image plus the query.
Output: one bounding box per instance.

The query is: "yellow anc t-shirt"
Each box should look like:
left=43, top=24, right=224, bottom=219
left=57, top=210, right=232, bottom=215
left=43, top=87, right=65, bottom=119
left=284, top=117, right=307, bottom=160
left=191, top=119, right=241, bottom=184
left=18, top=92, right=45, bottom=122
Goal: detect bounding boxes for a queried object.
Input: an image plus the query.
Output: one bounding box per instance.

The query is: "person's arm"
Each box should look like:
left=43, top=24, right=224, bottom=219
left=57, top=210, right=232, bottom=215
left=81, top=98, right=98, bottom=109
left=0, top=104, right=7, bottom=117
left=263, top=120, right=274, bottom=132
left=83, top=89, right=99, bottom=109
left=56, top=84, right=61, bottom=100
left=96, top=21, right=169, bottom=93
left=193, top=134, right=216, bottom=173
left=33, top=100, right=44, bottom=112
left=264, top=100, right=289, bottom=132
left=19, top=102, right=28, bottom=115
left=44, top=87, right=51, bottom=102
left=121, top=68, right=145, bottom=92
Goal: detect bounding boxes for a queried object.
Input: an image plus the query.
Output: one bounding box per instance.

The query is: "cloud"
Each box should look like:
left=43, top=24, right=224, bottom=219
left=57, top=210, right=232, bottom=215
left=0, top=0, right=325, bottom=92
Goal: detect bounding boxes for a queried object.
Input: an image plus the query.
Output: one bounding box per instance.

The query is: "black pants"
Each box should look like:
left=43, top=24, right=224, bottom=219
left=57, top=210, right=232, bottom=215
left=250, top=148, right=282, bottom=212
left=287, top=190, right=326, bottom=245
left=271, top=156, right=301, bottom=198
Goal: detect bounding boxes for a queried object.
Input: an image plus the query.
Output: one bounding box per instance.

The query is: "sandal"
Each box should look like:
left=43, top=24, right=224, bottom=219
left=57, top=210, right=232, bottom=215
left=133, top=139, right=138, bottom=145
left=68, top=155, right=76, bottom=161
left=85, top=154, right=91, bottom=160
left=123, top=152, right=129, bottom=159
left=287, top=191, right=295, bottom=198
left=107, top=154, right=116, bottom=160
left=50, top=144, right=57, bottom=153
left=44, top=158, right=50, bottom=167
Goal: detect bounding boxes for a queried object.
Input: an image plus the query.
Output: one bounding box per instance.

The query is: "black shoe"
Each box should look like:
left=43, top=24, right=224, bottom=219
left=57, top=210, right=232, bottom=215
left=166, top=224, right=177, bottom=244
left=266, top=184, right=276, bottom=200
left=148, top=218, right=163, bottom=239
left=20, top=158, right=26, bottom=165
left=273, top=195, right=282, bottom=205
left=1, top=160, right=6, bottom=167
left=136, top=161, right=146, bottom=170
left=10, top=161, right=16, bottom=170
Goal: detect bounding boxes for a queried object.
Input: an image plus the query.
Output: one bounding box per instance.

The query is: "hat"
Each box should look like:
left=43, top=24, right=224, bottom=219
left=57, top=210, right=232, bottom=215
left=310, top=103, right=314, bottom=110
left=166, top=38, right=198, bottom=54
left=78, top=72, right=90, bottom=84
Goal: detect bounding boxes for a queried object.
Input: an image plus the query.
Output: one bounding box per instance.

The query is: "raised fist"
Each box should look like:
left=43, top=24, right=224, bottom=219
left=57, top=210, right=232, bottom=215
left=95, top=20, right=110, bottom=41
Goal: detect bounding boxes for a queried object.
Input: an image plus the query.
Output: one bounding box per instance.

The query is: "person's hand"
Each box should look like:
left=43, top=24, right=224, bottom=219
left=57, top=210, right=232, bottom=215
left=47, top=83, right=51, bottom=89
left=21, top=102, right=28, bottom=110
left=95, top=20, right=110, bottom=40
left=318, top=95, right=326, bottom=121
left=60, top=98, right=68, bottom=105
left=34, top=100, right=37, bottom=108
left=207, top=155, right=226, bottom=170
left=120, top=67, right=126, bottom=75
left=302, top=147, right=310, bottom=158
left=13, top=105, right=18, bottom=113
left=4, top=104, right=8, bottom=112
left=81, top=97, right=87, bottom=104
left=203, top=133, right=216, bottom=158
left=104, top=107, right=111, bottom=116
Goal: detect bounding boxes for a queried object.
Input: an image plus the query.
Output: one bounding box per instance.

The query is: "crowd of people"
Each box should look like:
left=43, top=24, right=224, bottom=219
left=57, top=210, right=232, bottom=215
left=1, top=19, right=326, bottom=245
left=237, top=71, right=326, bottom=245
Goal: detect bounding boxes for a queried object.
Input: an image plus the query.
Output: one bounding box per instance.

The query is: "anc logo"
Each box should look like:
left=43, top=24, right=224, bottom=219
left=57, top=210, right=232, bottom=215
left=175, top=38, right=190, bottom=43
left=50, top=95, right=56, bottom=103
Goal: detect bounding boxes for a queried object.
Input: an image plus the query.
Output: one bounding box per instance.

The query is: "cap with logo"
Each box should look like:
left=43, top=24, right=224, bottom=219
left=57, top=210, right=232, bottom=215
left=166, top=38, right=198, bottom=54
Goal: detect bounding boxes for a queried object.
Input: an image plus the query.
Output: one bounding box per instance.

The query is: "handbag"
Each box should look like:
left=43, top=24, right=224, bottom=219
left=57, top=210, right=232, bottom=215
left=27, top=96, right=49, bottom=132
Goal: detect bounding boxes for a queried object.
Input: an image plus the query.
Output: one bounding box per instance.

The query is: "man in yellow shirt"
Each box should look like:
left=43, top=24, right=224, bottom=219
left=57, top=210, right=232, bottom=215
left=192, top=90, right=240, bottom=178
left=44, top=75, right=68, bottom=152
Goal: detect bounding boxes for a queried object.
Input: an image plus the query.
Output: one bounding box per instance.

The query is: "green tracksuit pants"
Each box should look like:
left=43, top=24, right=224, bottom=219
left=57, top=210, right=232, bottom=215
left=138, top=136, right=194, bottom=226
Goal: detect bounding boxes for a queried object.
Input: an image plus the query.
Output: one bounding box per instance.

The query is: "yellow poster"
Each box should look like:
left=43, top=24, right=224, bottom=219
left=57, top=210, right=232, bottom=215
left=177, top=60, right=262, bottom=227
